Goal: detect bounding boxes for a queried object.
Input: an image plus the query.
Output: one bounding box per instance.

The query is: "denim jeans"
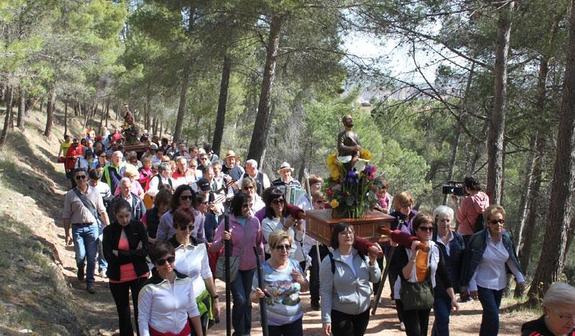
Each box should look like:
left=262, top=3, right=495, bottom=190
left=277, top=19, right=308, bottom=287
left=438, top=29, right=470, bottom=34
left=72, top=223, right=99, bottom=286
left=477, top=286, right=504, bottom=336
left=231, top=269, right=255, bottom=335
left=431, top=291, right=452, bottom=336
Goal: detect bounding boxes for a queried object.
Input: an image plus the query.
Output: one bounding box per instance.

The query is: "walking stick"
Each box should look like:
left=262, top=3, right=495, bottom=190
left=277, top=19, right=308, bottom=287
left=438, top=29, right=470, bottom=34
left=224, top=213, right=232, bottom=336
left=253, top=246, right=269, bottom=336
left=371, top=246, right=395, bottom=315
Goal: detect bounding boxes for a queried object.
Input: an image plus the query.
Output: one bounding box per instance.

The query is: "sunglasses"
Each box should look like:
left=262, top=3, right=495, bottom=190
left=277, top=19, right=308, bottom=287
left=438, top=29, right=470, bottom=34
left=489, top=219, right=505, bottom=225
left=180, top=195, right=193, bottom=200
left=418, top=226, right=434, bottom=232
left=177, top=225, right=194, bottom=231
left=75, top=175, right=87, bottom=180
left=271, top=198, right=285, bottom=205
left=274, top=244, right=291, bottom=251
left=155, top=255, right=175, bottom=266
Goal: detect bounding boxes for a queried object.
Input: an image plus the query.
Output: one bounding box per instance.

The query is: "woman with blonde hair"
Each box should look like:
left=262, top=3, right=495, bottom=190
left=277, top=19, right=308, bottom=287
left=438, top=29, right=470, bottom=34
left=251, top=230, right=308, bottom=336
left=461, top=205, right=525, bottom=336
left=521, top=282, right=575, bottom=336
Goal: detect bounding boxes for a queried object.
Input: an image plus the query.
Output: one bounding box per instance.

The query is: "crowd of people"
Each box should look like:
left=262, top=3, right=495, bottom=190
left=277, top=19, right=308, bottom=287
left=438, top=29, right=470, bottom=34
left=59, top=126, right=575, bottom=336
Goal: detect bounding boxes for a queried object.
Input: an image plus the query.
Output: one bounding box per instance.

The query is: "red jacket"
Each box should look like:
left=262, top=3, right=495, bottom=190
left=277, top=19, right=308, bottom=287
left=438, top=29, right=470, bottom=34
left=64, top=145, right=85, bottom=171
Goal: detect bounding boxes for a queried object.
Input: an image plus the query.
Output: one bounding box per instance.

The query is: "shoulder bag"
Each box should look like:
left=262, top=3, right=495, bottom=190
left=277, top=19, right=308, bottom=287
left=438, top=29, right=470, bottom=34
left=400, top=276, right=434, bottom=311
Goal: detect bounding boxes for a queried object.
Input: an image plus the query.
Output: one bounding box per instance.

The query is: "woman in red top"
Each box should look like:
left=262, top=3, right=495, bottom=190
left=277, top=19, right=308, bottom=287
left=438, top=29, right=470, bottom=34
left=103, top=199, right=150, bottom=336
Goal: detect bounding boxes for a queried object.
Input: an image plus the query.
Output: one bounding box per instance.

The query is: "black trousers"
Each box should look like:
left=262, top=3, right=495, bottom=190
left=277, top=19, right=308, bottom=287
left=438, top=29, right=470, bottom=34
left=308, top=244, right=329, bottom=304
left=331, top=309, right=370, bottom=336
left=109, top=277, right=146, bottom=336
left=402, top=308, right=431, bottom=336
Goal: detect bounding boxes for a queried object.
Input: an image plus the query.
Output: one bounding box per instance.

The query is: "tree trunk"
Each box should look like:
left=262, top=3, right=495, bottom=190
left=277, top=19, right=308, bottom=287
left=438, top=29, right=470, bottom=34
left=0, top=86, right=14, bottom=147
left=212, top=54, right=232, bottom=156
left=247, top=14, right=283, bottom=163
left=145, top=90, right=151, bottom=131
left=486, top=2, right=514, bottom=204
left=443, top=127, right=461, bottom=205
left=64, top=101, right=68, bottom=136
left=43, top=90, right=56, bottom=137
left=528, top=0, right=575, bottom=300
left=104, top=100, right=110, bottom=128
left=515, top=132, right=544, bottom=286
left=173, top=60, right=192, bottom=143
left=16, top=87, right=25, bottom=130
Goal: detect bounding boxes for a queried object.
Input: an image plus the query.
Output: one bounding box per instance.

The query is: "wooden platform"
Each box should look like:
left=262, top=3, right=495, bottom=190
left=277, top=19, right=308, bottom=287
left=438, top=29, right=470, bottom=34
left=306, top=209, right=395, bottom=245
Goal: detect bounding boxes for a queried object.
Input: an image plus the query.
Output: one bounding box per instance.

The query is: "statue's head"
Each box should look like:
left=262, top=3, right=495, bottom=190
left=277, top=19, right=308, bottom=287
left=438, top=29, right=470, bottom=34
left=342, top=115, right=353, bottom=128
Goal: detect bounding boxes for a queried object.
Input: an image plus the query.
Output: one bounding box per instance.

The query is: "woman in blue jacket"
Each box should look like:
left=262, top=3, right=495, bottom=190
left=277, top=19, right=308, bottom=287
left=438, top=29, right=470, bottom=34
left=461, top=205, right=525, bottom=336
left=431, top=206, right=465, bottom=336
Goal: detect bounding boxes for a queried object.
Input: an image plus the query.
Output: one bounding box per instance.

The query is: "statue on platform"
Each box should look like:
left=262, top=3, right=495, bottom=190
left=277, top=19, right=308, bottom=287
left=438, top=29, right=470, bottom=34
left=337, top=115, right=361, bottom=170
left=122, top=104, right=140, bottom=145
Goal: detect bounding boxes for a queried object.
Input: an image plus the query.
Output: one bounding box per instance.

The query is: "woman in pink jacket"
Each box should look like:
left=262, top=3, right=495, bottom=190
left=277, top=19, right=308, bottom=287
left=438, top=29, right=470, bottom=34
left=209, top=191, right=264, bottom=336
left=454, top=177, right=490, bottom=244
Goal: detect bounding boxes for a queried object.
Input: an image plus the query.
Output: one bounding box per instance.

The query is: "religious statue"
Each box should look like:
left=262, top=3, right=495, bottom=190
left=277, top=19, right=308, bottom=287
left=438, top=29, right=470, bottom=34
left=337, top=114, right=361, bottom=170
left=122, top=104, right=140, bottom=145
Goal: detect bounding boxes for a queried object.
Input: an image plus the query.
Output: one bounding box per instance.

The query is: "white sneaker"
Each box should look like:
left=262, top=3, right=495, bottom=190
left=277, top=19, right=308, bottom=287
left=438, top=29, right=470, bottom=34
left=399, top=322, right=405, bottom=331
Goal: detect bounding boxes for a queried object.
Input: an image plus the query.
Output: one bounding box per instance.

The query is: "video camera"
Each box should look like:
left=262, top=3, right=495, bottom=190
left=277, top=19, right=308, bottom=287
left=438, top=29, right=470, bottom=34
left=442, top=181, right=466, bottom=196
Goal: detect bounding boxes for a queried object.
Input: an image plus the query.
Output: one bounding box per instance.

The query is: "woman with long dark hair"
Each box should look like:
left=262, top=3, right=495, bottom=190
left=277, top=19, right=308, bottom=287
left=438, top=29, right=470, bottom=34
left=103, top=199, right=149, bottom=336
left=156, top=185, right=194, bottom=241
left=209, top=192, right=264, bottom=336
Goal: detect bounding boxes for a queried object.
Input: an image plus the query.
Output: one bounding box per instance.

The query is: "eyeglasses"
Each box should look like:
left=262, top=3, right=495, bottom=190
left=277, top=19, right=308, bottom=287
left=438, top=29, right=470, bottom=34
left=488, top=219, right=505, bottom=225
left=180, top=195, right=193, bottom=201
left=155, top=255, right=175, bottom=266
left=274, top=244, right=291, bottom=251
left=418, top=226, right=434, bottom=232
left=271, top=198, right=284, bottom=205
left=177, top=225, right=194, bottom=231
left=75, top=175, right=87, bottom=180
left=554, top=312, right=575, bottom=320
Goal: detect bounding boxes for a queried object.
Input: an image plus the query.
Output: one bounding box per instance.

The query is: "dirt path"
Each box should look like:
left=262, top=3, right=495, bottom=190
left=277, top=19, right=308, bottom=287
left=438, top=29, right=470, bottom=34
left=0, top=112, right=539, bottom=335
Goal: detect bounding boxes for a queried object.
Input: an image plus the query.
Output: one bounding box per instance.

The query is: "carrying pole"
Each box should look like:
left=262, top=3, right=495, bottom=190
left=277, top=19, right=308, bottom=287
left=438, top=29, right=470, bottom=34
left=254, top=246, right=269, bottom=336
left=224, top=213, right=231, bottom=336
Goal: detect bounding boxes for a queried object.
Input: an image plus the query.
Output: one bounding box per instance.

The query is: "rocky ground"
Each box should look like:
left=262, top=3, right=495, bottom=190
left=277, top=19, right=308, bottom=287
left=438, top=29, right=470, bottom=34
left=0, top=109, right=539, bottom=335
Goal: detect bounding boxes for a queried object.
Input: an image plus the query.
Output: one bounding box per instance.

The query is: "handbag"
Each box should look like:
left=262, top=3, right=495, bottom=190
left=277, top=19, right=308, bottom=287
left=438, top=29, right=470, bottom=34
left=400, top=277, right=434, bottom=311
left=215, top=251, right=240, bottom=282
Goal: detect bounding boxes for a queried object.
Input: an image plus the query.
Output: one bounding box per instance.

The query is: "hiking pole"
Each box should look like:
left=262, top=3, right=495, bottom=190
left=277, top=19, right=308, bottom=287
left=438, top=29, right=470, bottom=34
left=224, top=213, right=232, bottom=336
left=371, top=245, right=395, bottom=315
left=253, top=246, right=269, bottom=336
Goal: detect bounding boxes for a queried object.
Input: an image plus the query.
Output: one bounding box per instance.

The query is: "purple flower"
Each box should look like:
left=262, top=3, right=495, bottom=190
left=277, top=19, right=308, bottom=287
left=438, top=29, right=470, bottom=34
left=363, top=165, right=377, bottom=180
left=345, top=169, right=359, bottom=184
